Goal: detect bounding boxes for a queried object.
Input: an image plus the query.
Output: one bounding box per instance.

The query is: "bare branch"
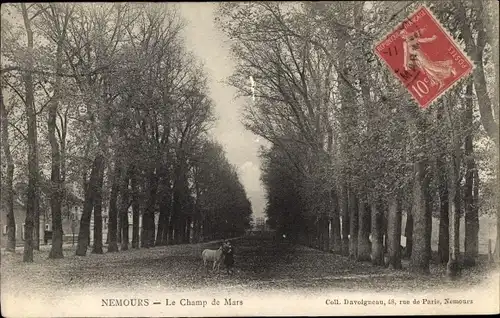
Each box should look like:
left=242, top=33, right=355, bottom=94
left=8, top=122, right=28, bottom=141
left=4, top=81, right=27, bottom=106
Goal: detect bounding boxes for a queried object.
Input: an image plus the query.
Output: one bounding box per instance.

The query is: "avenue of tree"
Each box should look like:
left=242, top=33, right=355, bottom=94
left=217, top=1, right=499, bottom=276
left=1, top=3, right=252, bottom=261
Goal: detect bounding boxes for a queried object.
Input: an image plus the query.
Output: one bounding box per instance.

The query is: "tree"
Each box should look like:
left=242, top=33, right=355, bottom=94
left=436, top=107, right=450, bottom=264
left=91, top=160, right=105, bottom=254
left=76, top=154, right=103, bottom=256
left=35, top=3, right=75, bottom=259
left=192, top=139, right=252, bottom=241
left=386, top=195, right=402, bottom=269
left=106, top=161, right=120, bottom=253
left=444, top=92, right=463, bottom=278
left=464, top=80, right=478, bottom=266
left=130, top=167, right=140, bottom=248
left=371, top=203, right=384, bottom=266
left=21, top=3, right=41, bottom=261
left=453, top=0, right=499, bottom=261
left=0, top=82, right=16, bottom=252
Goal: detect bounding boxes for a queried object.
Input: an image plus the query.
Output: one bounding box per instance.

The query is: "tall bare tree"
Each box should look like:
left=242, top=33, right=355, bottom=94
left=0, top=85, right=16, bottom=252
left=21, top=3, right=40, bottom=261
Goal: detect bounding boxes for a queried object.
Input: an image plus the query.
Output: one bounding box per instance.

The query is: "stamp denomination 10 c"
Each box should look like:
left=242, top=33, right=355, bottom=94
left=374, top=6, right=474, bottom=109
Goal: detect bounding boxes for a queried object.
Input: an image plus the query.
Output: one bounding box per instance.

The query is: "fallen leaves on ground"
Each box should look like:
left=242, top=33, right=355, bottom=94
left=1, top=236, right=498, bottom=295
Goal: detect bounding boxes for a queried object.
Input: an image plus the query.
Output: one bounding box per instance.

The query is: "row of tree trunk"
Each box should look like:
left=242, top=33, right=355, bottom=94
left=303, top=82, right=479, bottom=272
left=73, top=154, right=216, bottom=256
left=301, top=144, right=480, bottom=276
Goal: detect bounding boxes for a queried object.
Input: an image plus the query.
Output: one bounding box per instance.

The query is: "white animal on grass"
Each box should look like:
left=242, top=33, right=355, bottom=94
left=202, top=246, right=225, bottom=273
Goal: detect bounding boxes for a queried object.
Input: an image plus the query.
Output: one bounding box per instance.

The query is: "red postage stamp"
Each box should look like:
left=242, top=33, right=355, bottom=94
left=374, top=6, right=474, bottom=109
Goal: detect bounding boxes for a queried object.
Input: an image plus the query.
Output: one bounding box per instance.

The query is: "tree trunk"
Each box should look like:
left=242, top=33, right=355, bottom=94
left=336, top=19, right=357, bottom=257
left=323, top=216, right=330, bottom=252
left=371, top=203, right=384, bottom=266
left=155, top=205, right=166, bottom=246
left=387, top=196, right=402, bottom=269
left=117, top=202, right=122, bottom=245
left=76, top=154, right=103, bottom=256
left=328, top=218, right=333, bottom=251
left=47, top=23, right=65, bottom=259
left=321, top=217, right=327, bottom=251
left=331, top=191, right=341, bottom=253
left=34, top=177, right=40, bottom=251
left=117, top=169, right=122, bottom=245
left=464, top=81, right=478, bottom=266
left=331, top=216, right=341, bottom=254
left=191, top=218, right=198, bottom=244
left=186, top=216, right=193, bottom=244
left=180, top=215, right=187, bottom=244
left=141, top=218, right=147, bottom=248
left=443, top=88, right=463, bottom=276
left=171, top=163, right=185, bottom=245
left=196, top=216, right=205, bottom=242
left=142, top=168, right=157, bottom=248
left=1, top=88, right=16, bottom=252
left=341, top=185, right=350, bottom=256
left=107, top=161, right=121, bottom=253
left=150, top=209, right=157, bottom=247
left=357, top=200, right=371, bottom=261
left=121, top=206, right=130, bottom=251
left=91, top=163, right=104, bottom=254
left=184, top=218, right=189, bottom=244
left=197, top=219, right=202, bottom=243
left=119, top=167, right=131, bottom=251
left=410, top=158, right=431, bottom=273
left=155, top=171, right=170, bottom=246
left=174, top=217, right=182, bottom=244
left=317, top=218, right=322, bottom=250
left=131, top=168, right=140, bottom=249
left=405, top=211, right=413, bottom=258
left=383, top=211, right=388, bottom=255
left=473, top=169, right=480, bottom=259
left=193, top=180, right=201, bottom=244
left=167, top=215, right=174, bottom=245
left=425, top=178, right=433, bottom=265
left=348, top=191, right=358, bottom=259
left=437, top=155, right=450, bottom=263
left=21, top=3, right=38, bottom=262
left=447, top=150, right=461, bottom=277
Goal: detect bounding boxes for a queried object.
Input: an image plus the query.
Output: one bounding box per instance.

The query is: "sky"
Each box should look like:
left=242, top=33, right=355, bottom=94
left=178, top=3, right=267, bottom=219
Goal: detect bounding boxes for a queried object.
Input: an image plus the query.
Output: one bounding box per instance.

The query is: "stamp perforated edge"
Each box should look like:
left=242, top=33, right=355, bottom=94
left=372, top=3, right=476, bottom=110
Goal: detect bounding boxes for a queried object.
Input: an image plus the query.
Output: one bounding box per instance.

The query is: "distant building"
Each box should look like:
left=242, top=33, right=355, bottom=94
left=0, top=199, right=29, bottom=247
left=1, top=181, right=152, bottom=248
left=1, top=199, right=144, bottom=248
left=0, top=196, right=84, bottom=247
left=255, top=217, right=268, bottom=231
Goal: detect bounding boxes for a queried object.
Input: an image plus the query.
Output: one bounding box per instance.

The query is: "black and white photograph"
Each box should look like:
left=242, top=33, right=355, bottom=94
left=1, top=1, right=499, bottom=317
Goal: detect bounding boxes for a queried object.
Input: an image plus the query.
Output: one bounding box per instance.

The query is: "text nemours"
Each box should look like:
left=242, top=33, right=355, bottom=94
left=101, top=298, right=243, bottom=307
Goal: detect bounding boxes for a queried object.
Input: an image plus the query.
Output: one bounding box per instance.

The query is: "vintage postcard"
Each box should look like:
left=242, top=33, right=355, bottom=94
left=1, top=1, right=499, bottom=317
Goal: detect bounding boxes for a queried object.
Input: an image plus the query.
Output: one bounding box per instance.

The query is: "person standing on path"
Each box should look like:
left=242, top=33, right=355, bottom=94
left=223, top=240, right=235, bottom=275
